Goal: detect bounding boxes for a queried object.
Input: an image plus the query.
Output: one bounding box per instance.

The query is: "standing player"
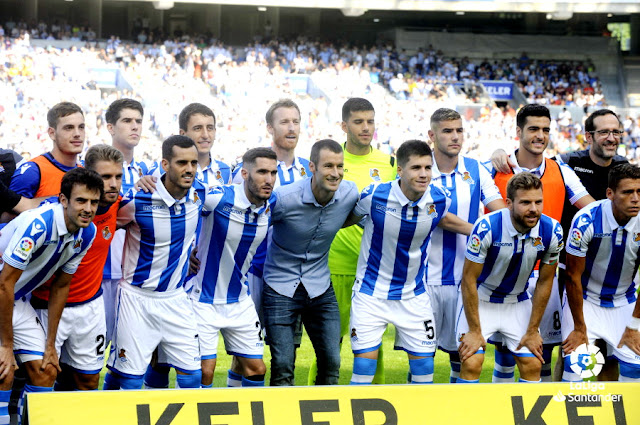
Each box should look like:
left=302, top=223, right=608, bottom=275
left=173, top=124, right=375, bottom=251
left=562, top=164, right=640, bottom=382
left=142, top=103, right=232, bottom=390
left=263, top=139, right=358, bottom=386
left=104, top=136, right=209, bottom=390
left=10, top=102, right=84, bottom=199
left=555, top=108, right=627, bottom=380
left=0, top=168, right=101, bottom=423
left=102, top=98, right=148, bottom=354
left=457, top=173, right=564, bottom=383
left=487, top=104, right=594, bottom=382
left=349, top=140, right=472, bottom=385
left=321, top=97, right=397, bottom=384
left=424, top=108, right=505, bottom=383
left=179, top=103, right=232, bottom=187
left=30, top=145, right=123, bottom=391
left=190, top=148, right=277, bottom=388
left=231, top=99, right=311, bottom=386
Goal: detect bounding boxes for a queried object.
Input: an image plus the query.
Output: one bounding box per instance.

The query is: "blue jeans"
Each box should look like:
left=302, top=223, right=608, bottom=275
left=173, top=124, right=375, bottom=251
left=263, top=283, right=341, bottom=386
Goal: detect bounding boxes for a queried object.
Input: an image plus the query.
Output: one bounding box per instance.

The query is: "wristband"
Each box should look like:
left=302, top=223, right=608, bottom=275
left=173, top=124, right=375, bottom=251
left=628, top=316, right=640, bottom=331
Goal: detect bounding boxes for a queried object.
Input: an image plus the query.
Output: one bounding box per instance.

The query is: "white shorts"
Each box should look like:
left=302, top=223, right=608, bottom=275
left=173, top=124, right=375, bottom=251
left=11, top=298, right=45, bottom=363
left=36, top=295, right=106, bottom=374
left=456, top=295, right=536, bottom=357
left=562, top=298, right=640, bottom=365
left=528, top=271, right=562, bottom=344
left=349, top=291, right=437, bottom=357
left=193, top=296, right=264, bottom=360
left=107, top=283, right=200, bottom=376
left=101, top=278, right=119, bottom=345
left=425, top=285, right=459, bottom=353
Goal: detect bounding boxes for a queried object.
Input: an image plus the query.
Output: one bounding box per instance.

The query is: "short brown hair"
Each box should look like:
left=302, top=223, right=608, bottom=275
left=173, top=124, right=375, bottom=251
left=506, top=172, right=542, bottom=201
left=47, top=102, right=83, bottom=128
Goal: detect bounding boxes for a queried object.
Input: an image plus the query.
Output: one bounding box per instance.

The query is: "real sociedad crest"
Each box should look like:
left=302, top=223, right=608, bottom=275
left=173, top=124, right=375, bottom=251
left=370, top=168, right=380, bottom=181
left=102, top=226, right=112, bottom=240
left=462, top=171, right=475, bottom=185
left=427, top=204, right=438, bottom=219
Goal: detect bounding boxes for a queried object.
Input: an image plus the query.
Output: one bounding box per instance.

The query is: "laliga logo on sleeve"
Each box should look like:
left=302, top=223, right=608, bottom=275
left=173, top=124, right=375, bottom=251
left=568, top=343, right=604, bottom=378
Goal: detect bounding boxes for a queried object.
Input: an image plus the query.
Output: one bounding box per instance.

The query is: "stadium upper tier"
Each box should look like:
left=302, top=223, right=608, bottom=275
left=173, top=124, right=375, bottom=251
left=0, top=24, right=637, bottom=168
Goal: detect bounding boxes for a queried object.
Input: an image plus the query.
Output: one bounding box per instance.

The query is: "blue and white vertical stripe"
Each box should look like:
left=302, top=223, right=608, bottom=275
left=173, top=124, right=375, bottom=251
left=465, top=209, right=563, bottom=303
left=566, top=199, right=640, bottom=308
left=190, top=183, right=275, bottom=304
left=425, top=156, right=502, bottom=286
left=354, top=180, right=450, bottom=300
left=117, top=179, right=206, bottom=292
left=103, top=159, right=149, bottom=281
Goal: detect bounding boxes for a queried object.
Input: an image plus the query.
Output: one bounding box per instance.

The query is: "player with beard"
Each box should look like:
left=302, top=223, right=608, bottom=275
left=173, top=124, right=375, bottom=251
left=487, top=104, right=595, bottom=382
left=457, top=173, right=564, bottom=383
left=190, top=148, right=277, bottom=388
left=29, top=145, right=122, bottom=391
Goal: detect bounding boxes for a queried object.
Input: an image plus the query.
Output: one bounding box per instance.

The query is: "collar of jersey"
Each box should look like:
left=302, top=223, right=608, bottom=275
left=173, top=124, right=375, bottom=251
left=510, top=150, right=545, bottom=176
left=503, top=208, right=541, bottom=240
left=391, top=179, right=431, bottom=209
left=155, top=177, right=194, bottom=207
left=602, top=199, right=639, bottom=231
left=277, top=156, right=304, bottom=171
left=431, top=153, right=468, bottom=178
left=52, top=202, right=71, bottom=237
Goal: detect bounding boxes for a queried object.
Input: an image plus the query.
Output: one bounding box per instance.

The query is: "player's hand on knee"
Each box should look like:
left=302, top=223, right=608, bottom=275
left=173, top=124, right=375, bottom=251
left=40, top=345, right=61, bottom=373
left=135, top=175, right=157, bottom=193
left=517, top=330, right=544, bottom=363
left=0, top=346, right=17, bottom=381
left=189, top=246, right=200, bottom=275
left=562, top=329, right=588, bottom=355
left=459, top=330, right=485, bottom=362
left=618, top=328, right=640, bottom=356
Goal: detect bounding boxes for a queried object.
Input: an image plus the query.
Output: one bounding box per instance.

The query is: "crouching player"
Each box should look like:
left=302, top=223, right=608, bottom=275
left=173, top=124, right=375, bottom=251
left=562, top=163, right=640, bottom=382
left=0, top=168, right=100, bottom=422
left=457, top=173, right=563, bottom=383
left=348, top=140, right=472, bottom=385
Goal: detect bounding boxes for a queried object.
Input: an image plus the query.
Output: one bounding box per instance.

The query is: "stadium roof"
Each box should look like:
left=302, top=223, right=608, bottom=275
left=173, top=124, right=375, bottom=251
left=121, top=0, right=640, bottom=15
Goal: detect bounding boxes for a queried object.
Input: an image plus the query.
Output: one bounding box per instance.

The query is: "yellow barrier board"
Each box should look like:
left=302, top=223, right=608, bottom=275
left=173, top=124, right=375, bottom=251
left=27, top=382, right=639, bottom=425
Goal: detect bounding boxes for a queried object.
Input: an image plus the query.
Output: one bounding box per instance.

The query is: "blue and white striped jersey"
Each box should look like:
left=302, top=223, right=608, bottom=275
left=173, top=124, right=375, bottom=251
left=189, top=183, right=275, bottom=304
left=232, top=156, right=311, bottom=276
left=232, top=157, right=311, bottom=188
left=197, top=157, right=232, bottom=188
left=565, top=199, right=640, bottom=308
left=465, top=209, right=563, bottom=303
left=117, top=178, right=210, bottom=292
left=103, top=159, right=149, bottom=281
left=0, top=203, right=96, bottom=299
left=425, top=155, right=502, bottom=286
left=354, top=180, right=450, bottom=300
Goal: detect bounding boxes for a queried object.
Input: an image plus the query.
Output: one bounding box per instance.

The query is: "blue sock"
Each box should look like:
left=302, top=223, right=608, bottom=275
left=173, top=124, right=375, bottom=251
left=519, top=378, right=541, bottom=383
left=619, top=359, right=640, bottom=382
left=20, top=385, right=53, bottom=425
left=492, top=348, right=516, bottom=383
left=227, top=370, right=242, bottom=387
left=450, top=360, right=461, bottom=383
left=456, top=377, right=479, bottom=383
left=201, top=383, right=213, bottom=389
left=0, top=390, right=10, bottom=425
left=144, top=364, right=170, bottom=389
left=119, top=375, right=144, bottom=390
left=103, top=372, right=121, bottom=390
left=241, top=376, right=265, bottom=387
left=408, top=357, right=434, bottom=384
left=350, top=357, right=377, bottom=385
left=175, top=371, right=202, bottom=389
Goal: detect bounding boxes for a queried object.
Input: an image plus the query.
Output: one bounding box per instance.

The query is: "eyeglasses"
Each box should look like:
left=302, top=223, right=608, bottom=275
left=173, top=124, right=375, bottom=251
left=589, top=129, right=623, bottom=138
